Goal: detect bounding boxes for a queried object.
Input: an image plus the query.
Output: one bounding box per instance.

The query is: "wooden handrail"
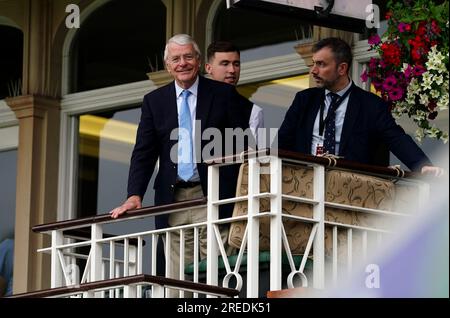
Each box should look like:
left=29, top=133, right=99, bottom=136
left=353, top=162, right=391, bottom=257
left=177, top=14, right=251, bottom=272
left=7, top=274, right=239, bottom=298
left=32, top=198, right=207, bottom=233
left=63, top=228, right=145, bottom=247
left=205, top=148, right=419, bottom=179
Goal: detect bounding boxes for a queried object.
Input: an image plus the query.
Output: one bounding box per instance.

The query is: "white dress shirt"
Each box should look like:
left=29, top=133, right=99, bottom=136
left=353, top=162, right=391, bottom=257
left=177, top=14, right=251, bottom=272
left=311, top=80, right=353, bottom=156
left=249, top=104, right=264, bottom=148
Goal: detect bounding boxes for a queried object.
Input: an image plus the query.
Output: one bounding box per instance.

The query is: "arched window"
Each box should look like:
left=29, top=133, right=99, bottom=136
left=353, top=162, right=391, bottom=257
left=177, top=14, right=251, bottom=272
left=0, top=20, right=21, bottom=246
left=0, top=25, right=23, bottom=99
left=69, top=0, right=166, bottom=93
left=66, top=0, right=167, bottom=218
left=213, top=1, right=312, bottom=57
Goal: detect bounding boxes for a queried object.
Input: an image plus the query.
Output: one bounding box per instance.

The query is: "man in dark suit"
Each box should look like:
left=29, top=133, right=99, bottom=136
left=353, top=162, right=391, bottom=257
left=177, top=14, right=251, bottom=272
left=205, top=40, right=264, bottom=148
left=278, top=37, right=443, bottom=176
left=110, top=34, right=251, bottom=290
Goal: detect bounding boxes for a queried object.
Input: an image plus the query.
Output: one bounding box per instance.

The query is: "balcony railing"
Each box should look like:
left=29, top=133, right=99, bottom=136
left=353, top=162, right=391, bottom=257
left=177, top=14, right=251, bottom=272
left=23, top=150, right=429, bottom=298
left=8, top=274, right=239, bottom=298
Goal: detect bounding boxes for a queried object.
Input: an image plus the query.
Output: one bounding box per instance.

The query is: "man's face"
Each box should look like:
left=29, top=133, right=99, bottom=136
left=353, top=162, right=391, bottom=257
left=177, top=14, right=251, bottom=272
left=165, top=42, right=200, bottom=88
left=310, top=47, right=347, bottom=91
left=205, top=51, right=241, bottom=85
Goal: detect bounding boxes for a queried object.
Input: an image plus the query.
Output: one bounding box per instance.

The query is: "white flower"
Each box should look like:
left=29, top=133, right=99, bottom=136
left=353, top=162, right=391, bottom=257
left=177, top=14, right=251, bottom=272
left=421, top=72, right=433, bottom=90
left=426, top=46, right=446, bottom=72
left=408, top=78, right=420, bottom=91
left=426, top=127, right=439, bottom=138
left=419, top=93, right=429, bottom=105
left=434, top=74, right=444, bottom=85
left=412, top=110, right=427, bottom=122
left=415, top=128, right=424, bottom=143
left=430, top=89, right=440, bottom=99
left=437, top=93, right=449, bottom=110
left=399, top=45, right=449, bottom=143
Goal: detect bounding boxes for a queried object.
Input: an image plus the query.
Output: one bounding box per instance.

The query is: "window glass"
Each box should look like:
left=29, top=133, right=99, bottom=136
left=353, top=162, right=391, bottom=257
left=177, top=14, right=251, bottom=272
left=77, top=107, right=155, bottom=217
left=0, top=149, right=16, bottom=241
left=213, top=2, right=312, bottom=62
left=70, top=0, right=166, bottom=92
left=0, top=26, right=23, bottom=99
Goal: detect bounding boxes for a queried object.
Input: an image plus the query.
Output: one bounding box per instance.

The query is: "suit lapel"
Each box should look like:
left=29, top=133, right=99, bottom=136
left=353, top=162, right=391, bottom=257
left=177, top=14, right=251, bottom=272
left=304, top=89, right=324, bottom=152
left=163, top=82, right=178, bottom=159
left=196, top=76, right=212, bottom=131
left=339, top=87, right=361, bottom=155
left=165, top=82, right=178, bottom=131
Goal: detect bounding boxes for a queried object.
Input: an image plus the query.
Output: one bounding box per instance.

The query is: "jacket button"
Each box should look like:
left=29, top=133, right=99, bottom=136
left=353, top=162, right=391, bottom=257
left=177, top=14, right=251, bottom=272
left=171, top=184, right=174, bottom=188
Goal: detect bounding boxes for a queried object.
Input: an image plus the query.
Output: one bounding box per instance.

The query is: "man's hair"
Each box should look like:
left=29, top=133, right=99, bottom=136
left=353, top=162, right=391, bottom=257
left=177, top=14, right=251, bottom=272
left=206, top=41, right=240, bottom=63
left=164, top=34, right=201, bottom=61
left=312, top=37, right=352, bottom=71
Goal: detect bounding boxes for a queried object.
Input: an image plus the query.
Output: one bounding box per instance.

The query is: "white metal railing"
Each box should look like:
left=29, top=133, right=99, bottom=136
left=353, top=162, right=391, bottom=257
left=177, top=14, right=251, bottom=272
left=32, top=152, right=429, bottom=298
left=205, top=152, right=429, bottom=297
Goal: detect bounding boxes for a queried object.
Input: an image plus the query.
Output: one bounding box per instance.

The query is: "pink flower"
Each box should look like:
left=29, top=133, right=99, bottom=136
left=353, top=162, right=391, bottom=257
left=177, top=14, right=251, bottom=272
left=388, top=87, right=403, bottom=101
left=398, top=22, right=411, bottom=33
left=369, top=57, right=379, bottom=71
left=368, top=34, right=381, bottom=45
left=413, top=65, right=426, bottom=76
left=382, top=75, right=398, bottom=91
left=403, top=65, right=413, bottom=80
left=360, top=70, right=368, bottom=82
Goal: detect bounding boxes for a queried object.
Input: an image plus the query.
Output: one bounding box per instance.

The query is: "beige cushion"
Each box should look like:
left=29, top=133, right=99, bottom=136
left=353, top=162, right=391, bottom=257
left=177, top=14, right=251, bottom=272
left=228, top=163, right=396, bottom=256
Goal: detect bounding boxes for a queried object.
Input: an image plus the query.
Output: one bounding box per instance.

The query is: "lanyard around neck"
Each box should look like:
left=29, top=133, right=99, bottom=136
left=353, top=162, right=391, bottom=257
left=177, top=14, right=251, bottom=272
left=319, top=83, right=353, bottom=137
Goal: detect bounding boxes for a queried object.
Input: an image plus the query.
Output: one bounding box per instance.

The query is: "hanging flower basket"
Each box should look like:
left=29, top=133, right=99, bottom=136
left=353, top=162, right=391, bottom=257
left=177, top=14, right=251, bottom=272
left=361, top=0, right=449, bottom=143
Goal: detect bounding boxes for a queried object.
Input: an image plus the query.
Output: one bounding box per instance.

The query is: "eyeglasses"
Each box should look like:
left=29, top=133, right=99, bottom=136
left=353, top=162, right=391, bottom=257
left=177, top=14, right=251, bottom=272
left=168, top=54, right=197, bottom=65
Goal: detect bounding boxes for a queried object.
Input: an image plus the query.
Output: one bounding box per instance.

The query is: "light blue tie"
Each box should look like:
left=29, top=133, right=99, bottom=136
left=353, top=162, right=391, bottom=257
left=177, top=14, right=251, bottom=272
left=178, top=90, right=194, bottom=181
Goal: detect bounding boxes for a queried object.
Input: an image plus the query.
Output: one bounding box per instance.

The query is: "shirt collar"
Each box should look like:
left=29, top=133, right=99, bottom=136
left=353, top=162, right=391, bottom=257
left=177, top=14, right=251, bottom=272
left=325, top=78, right=353, bottom=98
left=175, top=76, right=199, bottom=98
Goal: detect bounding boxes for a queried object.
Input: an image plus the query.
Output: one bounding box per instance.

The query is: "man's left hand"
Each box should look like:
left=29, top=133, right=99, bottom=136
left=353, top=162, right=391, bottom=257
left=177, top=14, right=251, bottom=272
left=421, top=165, right=445, bottom=177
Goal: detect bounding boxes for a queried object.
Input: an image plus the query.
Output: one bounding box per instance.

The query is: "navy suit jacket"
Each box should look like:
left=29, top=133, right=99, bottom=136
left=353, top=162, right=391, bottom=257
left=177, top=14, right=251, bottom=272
left=127, top=76, right=252, bottom=228
left=278, top=85, right=431, bottom=171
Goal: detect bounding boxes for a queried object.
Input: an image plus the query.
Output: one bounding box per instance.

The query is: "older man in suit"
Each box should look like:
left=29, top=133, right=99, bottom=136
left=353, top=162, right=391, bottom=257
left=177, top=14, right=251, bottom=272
left=278, top=37, right=443, bottom=176
left=110, top=34, right=251, bottom=292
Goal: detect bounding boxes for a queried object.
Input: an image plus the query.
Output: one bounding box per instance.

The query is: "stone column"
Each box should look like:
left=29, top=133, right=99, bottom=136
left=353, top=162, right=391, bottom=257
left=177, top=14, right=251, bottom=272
left=6, top=95, right=60, bottom=293
left=162, top=0, right=196, bottom=38
left=6, top=0, right=64, bottom=293
left=313, top=26, right=354, bottom=46
left=294, top=42, right=315, bottom=87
